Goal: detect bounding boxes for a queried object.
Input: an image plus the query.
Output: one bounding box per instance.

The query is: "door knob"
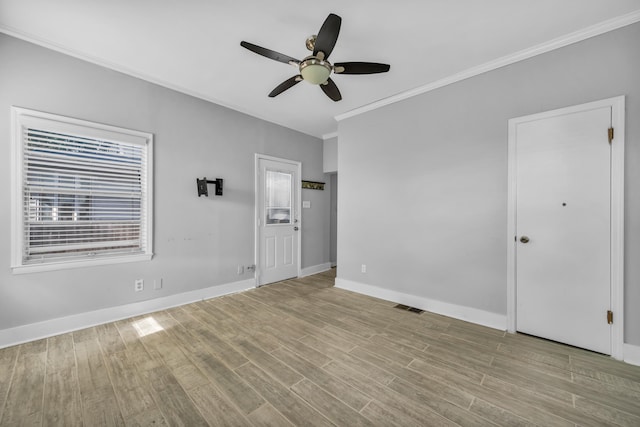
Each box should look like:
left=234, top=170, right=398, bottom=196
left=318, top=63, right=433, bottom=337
left=294, top=226, right=299, bottom=231
left=520, top=236, right=530, bottom=243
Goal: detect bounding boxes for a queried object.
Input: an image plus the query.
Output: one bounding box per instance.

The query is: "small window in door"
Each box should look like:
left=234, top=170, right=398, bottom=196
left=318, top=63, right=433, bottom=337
left=265, top=170, right=292, bottom=224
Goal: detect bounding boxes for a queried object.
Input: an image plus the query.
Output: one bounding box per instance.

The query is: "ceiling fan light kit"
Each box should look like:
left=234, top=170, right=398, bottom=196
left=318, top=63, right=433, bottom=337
left=240, top=13, right=390, bottom=101
left=299, top=57, right=332, bottom=85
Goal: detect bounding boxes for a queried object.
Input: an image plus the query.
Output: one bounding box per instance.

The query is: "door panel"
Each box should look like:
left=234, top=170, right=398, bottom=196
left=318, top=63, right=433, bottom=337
left=257, top=157, right=300, bottom=285
left=515, top=106, right=611, bottom=354
left=265, top=236, right=276, bottom=269
left=283, top=235, right=293, bottom=265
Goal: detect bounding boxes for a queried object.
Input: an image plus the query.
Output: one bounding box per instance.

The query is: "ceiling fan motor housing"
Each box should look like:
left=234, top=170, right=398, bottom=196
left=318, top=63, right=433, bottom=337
left=305, top=35, right=317, bottom=51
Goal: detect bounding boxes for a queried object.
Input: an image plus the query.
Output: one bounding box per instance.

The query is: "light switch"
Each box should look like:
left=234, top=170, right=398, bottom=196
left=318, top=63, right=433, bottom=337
left=302, top=201, right=311, bottom=208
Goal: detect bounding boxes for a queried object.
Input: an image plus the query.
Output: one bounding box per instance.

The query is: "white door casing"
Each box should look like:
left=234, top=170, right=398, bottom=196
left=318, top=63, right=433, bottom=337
left=255, top=155, right=301, bottom=286
left=507, top=96, right=625, bottom=359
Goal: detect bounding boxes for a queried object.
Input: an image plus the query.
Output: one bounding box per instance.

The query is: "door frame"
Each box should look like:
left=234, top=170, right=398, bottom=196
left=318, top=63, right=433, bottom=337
left=506, top=96, right=625, bottom=359
left=254, top=153, right=302, bottom=287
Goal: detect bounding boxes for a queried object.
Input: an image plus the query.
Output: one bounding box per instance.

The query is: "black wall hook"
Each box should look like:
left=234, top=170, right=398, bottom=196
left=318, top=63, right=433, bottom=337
left=196, top=177, right=223, bottom=197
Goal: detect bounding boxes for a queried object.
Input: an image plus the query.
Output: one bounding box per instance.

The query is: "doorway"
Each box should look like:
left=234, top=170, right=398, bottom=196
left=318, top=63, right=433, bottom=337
left=255, top=154, right=302, bottom=286
left=507, top=96, right=625, bottom=358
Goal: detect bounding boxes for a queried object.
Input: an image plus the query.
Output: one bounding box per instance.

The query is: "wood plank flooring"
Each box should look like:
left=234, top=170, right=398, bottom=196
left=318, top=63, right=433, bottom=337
left=1, top=269, right=639, bottom=426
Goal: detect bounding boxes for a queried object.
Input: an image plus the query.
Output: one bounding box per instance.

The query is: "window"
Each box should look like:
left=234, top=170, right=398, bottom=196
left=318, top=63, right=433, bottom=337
left=265, top=170, right=292, bottom=224
left=11, top=107, right=153, bottom=273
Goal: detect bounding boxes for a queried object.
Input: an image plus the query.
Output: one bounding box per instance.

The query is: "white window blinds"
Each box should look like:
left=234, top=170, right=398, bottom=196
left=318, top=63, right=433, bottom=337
left=12, top=108, right=153, bottom=271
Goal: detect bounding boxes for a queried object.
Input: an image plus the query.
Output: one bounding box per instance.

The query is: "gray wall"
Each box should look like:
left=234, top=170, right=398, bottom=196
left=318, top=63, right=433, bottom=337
left=337, top=23, right=640, bottom=345
left=323, top=137, right=337, bottom=173
left=0, top=34, right=329, bottom=330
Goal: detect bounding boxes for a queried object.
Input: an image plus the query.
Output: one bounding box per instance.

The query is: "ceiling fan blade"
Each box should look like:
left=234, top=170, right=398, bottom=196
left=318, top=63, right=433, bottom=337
left=269, top=75, right=302, bottom=97
left=314, top=13, right=341, bottom=59
left=333, top=62, right=390, bottom=74
left=320, top=78, right=342, bottom=102
left=240, top=41, right=300, bottom=65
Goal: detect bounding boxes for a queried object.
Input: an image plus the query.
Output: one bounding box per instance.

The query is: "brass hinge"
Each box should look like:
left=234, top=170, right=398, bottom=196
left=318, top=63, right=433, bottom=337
left=607, top=310, right=613, bottom=324
left=608, top=128, right=614, bottom=144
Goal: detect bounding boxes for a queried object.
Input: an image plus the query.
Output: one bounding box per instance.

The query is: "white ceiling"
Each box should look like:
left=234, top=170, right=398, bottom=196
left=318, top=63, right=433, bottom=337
left=1, top=1, right=639, bottom=138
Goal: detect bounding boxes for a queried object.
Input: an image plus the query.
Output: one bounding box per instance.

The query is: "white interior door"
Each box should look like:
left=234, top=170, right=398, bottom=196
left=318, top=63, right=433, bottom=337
left=257, top=157, right=300, bottom=286
left=514, top=105, right=612, bottom=354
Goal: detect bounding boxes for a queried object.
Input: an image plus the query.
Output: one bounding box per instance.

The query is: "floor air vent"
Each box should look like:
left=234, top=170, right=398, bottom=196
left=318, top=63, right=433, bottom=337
left=394, top=304, right=424, bottom=314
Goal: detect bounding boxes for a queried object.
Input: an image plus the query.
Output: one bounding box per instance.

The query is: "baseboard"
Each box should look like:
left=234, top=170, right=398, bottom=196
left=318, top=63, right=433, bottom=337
left=334, top=277, right=507, bottom=331
left=624, top=343, right=640, bottom=366
left=300, top=262, right=332, bottom=278
left=0, top=278, right=255, bottom=349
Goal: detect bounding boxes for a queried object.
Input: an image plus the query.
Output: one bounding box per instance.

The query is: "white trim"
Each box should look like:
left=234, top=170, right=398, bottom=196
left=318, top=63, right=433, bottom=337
left=610, top=98, right=626, bottom=361
left=300, top=262, right=332, bottom=278
left=0, top=26, right=320, bottom=139
left=0, top=278, right=254, bottom=350
left=335, top=11, right=640, bottom=122
left=507, top=96, right=625, bottom=360
left=11, top=254, right=153, bottom=275
left=624, top=344, right=640, bottom=367
left=10, top=107, right=154, bottom=273
left=506, top=116, right=517, bottom=333
left=335, top=278, right=506, bottom=331
left=12, top=106, right=153, bottom=142
left=322, top=132, right=338, bottom=140
left=254, top=154, right=302, bottom=287
left=4, top=13, right=638, bottom=140
left=10, top=107, right=21, bottom=271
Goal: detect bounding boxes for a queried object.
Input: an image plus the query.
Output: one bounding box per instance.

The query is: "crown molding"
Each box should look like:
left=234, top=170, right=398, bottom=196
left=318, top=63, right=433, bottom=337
left=322, top=131, right=338, bottom=140
left=0, top=25, right=321, bottom=139
left=336, top=10, right=640, bottom=122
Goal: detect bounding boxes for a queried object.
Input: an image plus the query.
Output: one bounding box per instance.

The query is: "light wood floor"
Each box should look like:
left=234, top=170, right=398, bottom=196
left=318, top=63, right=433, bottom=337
left=1, top=269, right=640, bottom=426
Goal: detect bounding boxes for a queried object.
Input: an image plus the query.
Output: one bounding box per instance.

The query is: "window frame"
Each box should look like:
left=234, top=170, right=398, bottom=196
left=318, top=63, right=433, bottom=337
left=11, top=107, right=154, bottom=274
left=265, top=169, right=293, bottom=225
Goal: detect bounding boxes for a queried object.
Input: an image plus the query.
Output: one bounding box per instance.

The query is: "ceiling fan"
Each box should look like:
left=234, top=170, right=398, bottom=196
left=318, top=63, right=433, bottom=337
left=240, top=13, right=390, bottom=102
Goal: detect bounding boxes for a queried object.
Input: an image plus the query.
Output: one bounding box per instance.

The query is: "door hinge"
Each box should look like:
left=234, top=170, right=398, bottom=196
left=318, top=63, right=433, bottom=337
left=607, top=310, right=613, bottom=324
left=608, top=127, right=614, bottom=144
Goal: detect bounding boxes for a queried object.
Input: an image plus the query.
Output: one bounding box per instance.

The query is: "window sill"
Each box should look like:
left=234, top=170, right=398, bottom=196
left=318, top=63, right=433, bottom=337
left=11, top=253, right=153, bottom=275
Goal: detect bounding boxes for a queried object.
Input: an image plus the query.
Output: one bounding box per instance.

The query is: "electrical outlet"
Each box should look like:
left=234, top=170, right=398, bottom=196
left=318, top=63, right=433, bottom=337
left=134, top=279, right=144, bottom=292
left=153, top=278, right=163, bottom=290
left=361, top=264, right=367, bottom=273
left=237, top=265, right=244, bottom=275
